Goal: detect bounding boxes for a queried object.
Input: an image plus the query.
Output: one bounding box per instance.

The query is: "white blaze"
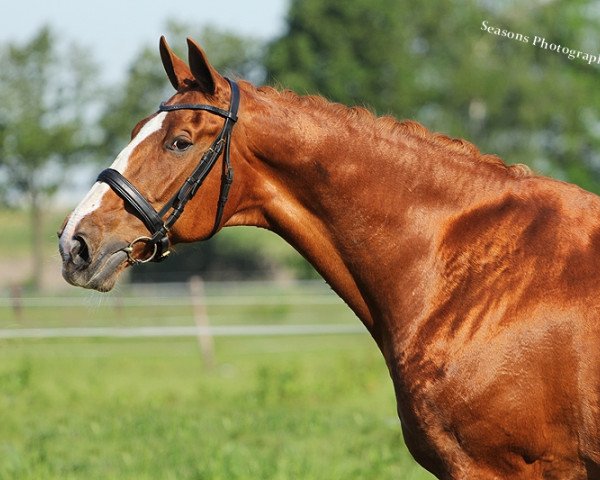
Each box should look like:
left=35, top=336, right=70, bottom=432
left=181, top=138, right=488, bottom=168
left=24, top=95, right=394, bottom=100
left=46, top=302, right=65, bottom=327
left=60, top=112, right=167, bottom=251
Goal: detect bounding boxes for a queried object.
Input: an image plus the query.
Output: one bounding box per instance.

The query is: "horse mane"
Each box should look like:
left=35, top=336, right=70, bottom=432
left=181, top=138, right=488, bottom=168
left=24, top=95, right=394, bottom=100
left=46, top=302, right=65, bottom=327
left=253, top=83, right=531, bottom=179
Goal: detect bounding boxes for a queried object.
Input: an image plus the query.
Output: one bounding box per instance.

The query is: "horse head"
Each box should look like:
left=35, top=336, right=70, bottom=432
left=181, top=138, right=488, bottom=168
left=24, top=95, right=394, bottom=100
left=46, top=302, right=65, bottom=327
left=59, top=37, right=247, bottom=291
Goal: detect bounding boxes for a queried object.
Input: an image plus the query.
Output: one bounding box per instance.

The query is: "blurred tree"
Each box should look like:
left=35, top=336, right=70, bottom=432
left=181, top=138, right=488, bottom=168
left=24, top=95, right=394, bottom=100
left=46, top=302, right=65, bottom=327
left=0, top=27, right=99, bottom=290
left=266, top=0, right=600, bottom=190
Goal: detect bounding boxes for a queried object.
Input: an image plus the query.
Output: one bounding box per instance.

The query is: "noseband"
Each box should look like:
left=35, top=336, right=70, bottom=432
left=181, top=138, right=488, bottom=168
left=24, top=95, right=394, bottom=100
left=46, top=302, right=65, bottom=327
left=96, top=78, right=239, bottom=264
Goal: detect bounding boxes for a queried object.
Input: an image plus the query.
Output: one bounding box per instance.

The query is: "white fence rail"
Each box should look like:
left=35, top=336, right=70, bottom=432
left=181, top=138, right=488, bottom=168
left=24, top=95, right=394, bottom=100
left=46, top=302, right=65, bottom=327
left=0, top=280, right=364, bottom=346
left=0, top=294, right=344, bottom=308
left=0, top=324, right=365, bottom=339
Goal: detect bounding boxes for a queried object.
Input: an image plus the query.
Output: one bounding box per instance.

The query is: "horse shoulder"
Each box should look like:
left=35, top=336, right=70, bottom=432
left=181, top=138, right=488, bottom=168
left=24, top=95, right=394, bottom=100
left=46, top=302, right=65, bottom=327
left=398, top=177, right=600, bottom=477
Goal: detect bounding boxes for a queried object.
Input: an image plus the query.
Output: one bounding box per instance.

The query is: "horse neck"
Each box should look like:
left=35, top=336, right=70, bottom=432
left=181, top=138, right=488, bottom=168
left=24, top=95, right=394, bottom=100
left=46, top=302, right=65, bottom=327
left=233, top=86, right=516, bottom=336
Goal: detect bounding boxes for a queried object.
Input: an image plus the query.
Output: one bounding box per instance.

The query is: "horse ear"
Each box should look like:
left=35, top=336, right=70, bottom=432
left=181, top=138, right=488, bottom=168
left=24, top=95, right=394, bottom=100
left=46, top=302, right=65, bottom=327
left=159, top=36, right=192, bottom=91
left=186, top=38, right=221, bottom=96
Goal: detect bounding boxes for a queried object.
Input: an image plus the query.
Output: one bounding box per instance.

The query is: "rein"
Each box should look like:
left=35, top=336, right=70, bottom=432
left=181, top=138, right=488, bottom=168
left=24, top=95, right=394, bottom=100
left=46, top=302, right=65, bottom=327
left=96, top=78, right=240, bottom=264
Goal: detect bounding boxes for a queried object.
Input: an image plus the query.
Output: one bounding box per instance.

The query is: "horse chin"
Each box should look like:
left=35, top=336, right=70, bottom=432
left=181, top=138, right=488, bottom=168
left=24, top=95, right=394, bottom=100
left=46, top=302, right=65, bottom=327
left=62, top=250, right=128, bottom=292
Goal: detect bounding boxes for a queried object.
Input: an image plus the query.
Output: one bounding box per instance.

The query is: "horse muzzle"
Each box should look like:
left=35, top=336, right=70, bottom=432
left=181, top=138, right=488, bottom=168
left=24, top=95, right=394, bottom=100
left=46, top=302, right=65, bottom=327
left=59, top=231, right=129, bottom=292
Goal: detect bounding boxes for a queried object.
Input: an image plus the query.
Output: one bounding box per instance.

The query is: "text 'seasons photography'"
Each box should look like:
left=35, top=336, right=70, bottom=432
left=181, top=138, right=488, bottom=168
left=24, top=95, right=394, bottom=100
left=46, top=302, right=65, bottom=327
left=481, top=20, right=600, bottom=66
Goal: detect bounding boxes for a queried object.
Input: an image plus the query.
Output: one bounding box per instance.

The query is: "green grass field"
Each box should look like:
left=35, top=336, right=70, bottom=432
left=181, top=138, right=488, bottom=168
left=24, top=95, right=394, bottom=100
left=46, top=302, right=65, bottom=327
left=0, top=281, right=436, bottom=480
left=0, top=335, right=435, bottom=480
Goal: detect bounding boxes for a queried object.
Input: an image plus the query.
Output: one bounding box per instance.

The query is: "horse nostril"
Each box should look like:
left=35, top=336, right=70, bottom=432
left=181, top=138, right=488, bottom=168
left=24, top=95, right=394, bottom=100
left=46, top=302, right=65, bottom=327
left=70, top=235, right=92, bottom=267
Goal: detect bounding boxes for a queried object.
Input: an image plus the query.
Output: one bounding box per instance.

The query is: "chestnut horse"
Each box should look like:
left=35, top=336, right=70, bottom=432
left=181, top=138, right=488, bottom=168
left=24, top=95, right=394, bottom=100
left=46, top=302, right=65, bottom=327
left=59, top=37, right=600, bottom=479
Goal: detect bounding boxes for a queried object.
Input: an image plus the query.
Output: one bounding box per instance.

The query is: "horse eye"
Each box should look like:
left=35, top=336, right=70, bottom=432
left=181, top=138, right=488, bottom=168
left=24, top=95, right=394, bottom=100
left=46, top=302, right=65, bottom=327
left=168, top=138, right=193, bottom=152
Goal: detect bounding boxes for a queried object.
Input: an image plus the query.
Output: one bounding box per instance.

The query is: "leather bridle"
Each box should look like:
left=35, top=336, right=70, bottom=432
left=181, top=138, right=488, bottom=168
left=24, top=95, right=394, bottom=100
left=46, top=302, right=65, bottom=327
left=96, top=78, right=240, bottom=264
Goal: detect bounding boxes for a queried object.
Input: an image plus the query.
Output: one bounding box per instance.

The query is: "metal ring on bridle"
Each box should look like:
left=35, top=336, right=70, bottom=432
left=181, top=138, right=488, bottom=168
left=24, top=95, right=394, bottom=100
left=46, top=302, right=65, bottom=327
left=122, top=236, right=160, bottom=265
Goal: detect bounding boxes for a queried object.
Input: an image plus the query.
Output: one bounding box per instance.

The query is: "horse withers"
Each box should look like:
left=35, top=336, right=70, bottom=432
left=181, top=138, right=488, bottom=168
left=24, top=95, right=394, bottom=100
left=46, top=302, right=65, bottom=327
left=58, top=37, right=600, bottom=479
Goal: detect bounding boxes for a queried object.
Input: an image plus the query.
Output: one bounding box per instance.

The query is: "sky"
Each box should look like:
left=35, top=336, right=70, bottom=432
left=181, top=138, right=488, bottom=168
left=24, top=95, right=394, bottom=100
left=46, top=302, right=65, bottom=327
left=0, top=0, right=289, bottom=83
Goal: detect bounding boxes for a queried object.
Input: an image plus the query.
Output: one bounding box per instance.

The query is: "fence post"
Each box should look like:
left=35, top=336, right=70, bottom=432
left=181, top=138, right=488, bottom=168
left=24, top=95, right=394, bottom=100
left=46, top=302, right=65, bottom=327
left=10, top=284, right=23, bottom=322
left=189, top=276, right=215, bottom=369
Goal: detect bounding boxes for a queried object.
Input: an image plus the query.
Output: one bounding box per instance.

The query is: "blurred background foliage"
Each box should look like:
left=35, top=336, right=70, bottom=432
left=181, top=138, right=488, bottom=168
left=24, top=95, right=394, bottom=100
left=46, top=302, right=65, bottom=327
left=266, top=0, right=600, bottom=187
left=0, top=0, right=598, bottom=289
